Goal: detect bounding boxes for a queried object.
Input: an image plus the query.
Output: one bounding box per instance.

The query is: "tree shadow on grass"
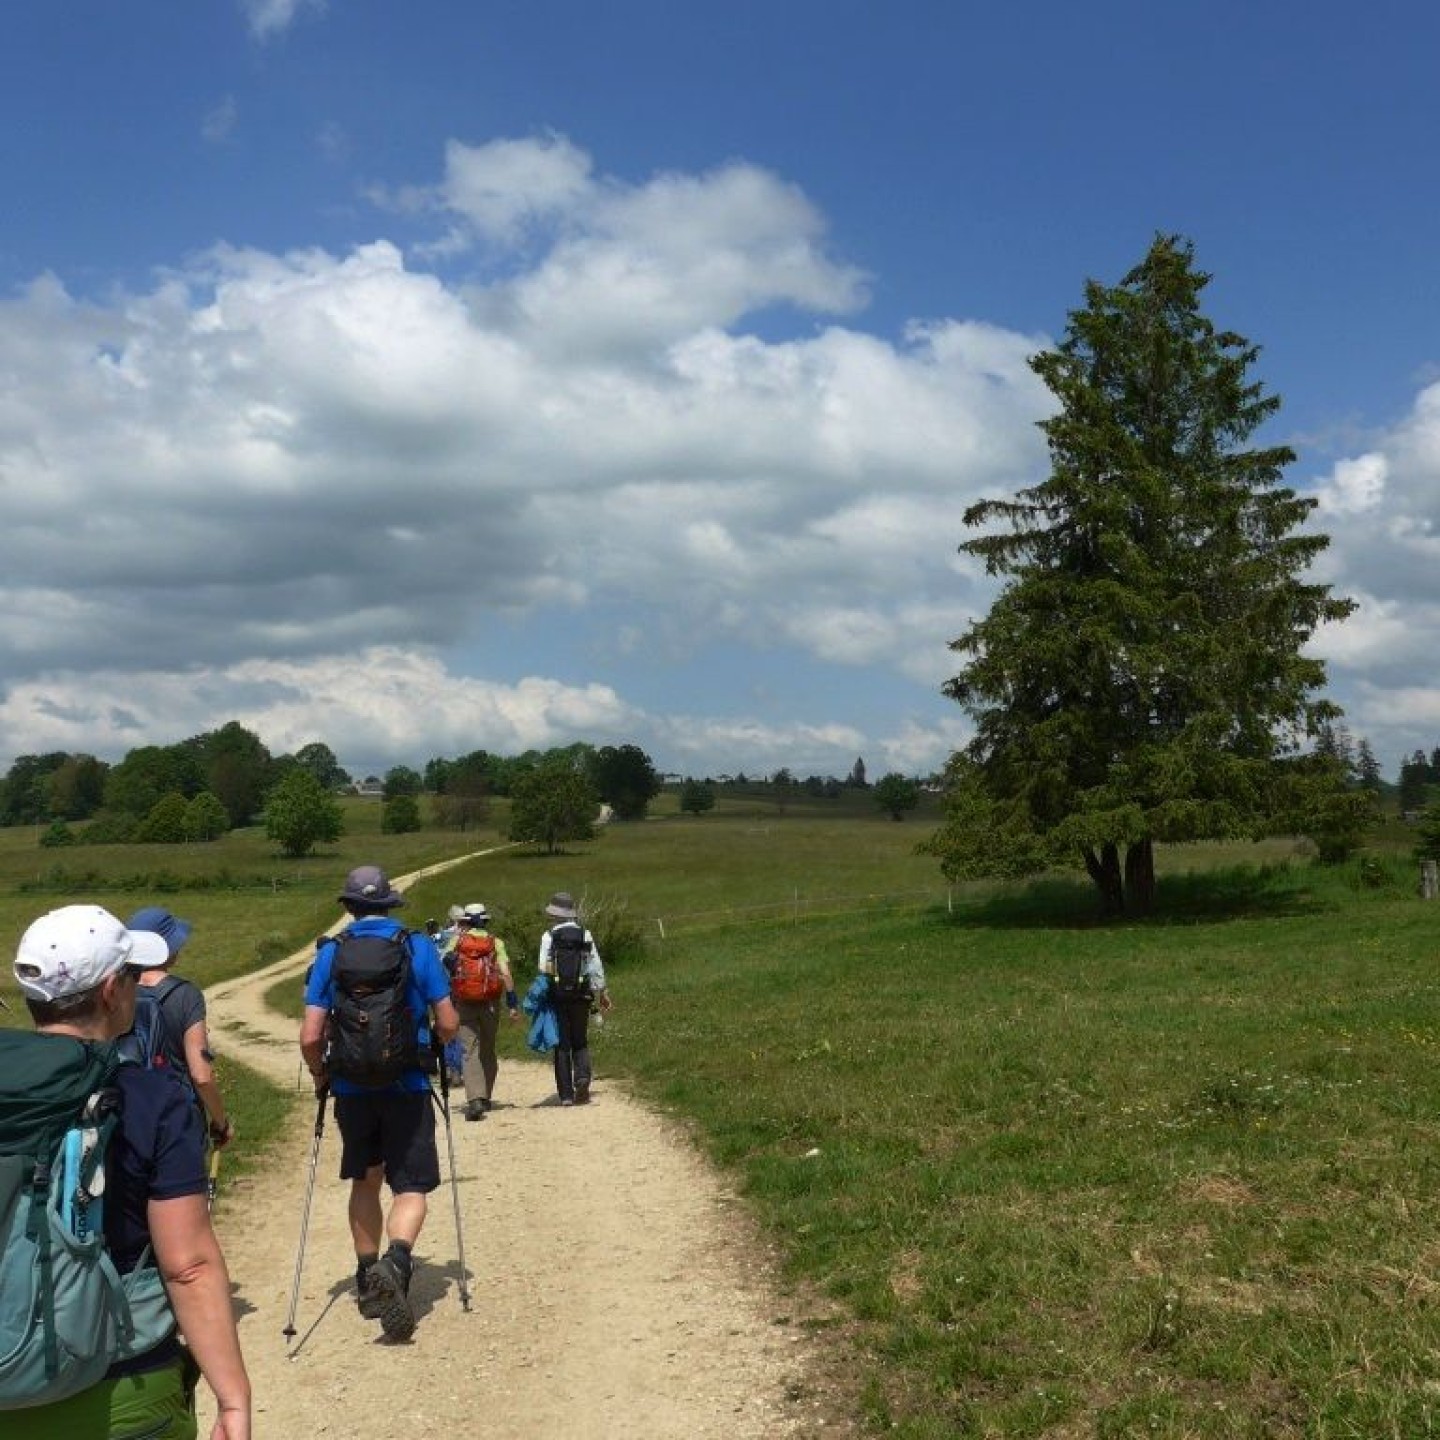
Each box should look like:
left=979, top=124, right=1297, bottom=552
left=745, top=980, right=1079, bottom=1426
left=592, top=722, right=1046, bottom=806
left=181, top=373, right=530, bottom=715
left=951, top=864, right=1328, bottom=930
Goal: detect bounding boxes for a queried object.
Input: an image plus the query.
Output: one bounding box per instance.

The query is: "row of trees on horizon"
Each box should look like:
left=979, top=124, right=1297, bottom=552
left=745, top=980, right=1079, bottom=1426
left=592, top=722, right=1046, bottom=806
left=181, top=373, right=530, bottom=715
left=0, top=727, right=931, bottom=856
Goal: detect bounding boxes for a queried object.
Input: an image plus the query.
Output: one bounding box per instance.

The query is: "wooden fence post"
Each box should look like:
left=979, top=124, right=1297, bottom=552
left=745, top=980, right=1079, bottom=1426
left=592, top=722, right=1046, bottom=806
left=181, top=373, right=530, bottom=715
left=1421, top=861, right=1438, bottom=900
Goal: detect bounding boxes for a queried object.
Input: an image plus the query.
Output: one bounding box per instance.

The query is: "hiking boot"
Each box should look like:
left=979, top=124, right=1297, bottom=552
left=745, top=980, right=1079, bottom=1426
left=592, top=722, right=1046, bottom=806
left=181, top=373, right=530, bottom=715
left=463, top=1100, right=485, bottom=1121
left=356, top=1264, right=385, bottom=1319
left=575, top=1084, right=591, bottom=1105
left=367, top=1254, right=415, bottom=1341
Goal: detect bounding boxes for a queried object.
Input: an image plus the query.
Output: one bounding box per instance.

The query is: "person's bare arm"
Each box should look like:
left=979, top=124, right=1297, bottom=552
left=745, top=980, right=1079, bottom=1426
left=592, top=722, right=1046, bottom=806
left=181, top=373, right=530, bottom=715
left=431, top=994, right=460, bottom=1044
left=300, top=1004, right=329, bottom=1089
left=148, top=1192, right=251, bottom=1440
left=496, top=942, right=521, bottom=1019
left=181, top=1021, right=232, bottom=1145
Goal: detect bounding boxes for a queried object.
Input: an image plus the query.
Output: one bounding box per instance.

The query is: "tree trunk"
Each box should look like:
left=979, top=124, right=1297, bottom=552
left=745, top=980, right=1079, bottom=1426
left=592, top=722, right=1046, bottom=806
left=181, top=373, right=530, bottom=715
left=1124, top=839, right=1156, bottom=917
left=1084, top=843, right=1125, bottom=917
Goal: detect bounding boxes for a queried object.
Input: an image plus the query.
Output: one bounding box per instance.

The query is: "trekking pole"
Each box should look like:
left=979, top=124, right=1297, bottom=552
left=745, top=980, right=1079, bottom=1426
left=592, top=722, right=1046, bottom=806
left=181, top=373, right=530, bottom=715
left=282, top=1084, right=329, bottom=1343
left=205, top=1144, right=221, bottom=1212
left=432, top=1062, right=472, bottom=1312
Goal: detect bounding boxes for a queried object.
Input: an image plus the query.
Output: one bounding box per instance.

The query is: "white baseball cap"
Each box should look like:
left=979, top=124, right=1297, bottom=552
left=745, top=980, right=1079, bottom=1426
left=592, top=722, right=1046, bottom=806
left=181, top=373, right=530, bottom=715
left=13, top=904, right=170, bottom=1003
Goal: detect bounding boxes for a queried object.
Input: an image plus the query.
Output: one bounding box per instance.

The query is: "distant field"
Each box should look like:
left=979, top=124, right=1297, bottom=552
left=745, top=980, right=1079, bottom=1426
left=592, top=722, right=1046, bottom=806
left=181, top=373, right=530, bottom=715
left=3, top=800, right=1437, bottom=1435
left=0, top=795, right=508, bottom=1008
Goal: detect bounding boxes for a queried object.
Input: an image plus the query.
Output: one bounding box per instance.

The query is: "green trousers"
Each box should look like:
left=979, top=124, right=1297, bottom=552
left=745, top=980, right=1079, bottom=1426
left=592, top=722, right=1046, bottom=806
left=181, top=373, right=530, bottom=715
left=5, top=1356, right=196, bottom=1440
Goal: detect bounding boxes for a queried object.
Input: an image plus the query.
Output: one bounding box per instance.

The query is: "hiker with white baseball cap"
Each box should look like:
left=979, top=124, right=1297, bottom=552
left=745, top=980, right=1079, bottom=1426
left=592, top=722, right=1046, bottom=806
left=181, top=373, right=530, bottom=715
left=2, top=905, right=251, bottom=1437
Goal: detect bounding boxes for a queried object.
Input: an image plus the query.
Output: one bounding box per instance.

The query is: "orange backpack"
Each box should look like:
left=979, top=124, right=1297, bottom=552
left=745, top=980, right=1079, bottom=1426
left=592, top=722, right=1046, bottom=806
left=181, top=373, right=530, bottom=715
left=450, top=932, right=503, bottom=1003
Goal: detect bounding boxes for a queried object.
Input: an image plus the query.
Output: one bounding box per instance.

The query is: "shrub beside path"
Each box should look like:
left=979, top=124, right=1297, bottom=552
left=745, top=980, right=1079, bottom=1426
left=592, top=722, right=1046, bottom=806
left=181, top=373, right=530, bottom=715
left=199, top=850, right=849, bottom=1437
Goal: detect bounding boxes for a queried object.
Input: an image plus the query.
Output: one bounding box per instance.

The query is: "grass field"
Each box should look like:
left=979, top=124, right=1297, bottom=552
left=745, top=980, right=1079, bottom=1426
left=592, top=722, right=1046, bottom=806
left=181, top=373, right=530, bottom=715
left=3, top=799, right=1439, bottom=1435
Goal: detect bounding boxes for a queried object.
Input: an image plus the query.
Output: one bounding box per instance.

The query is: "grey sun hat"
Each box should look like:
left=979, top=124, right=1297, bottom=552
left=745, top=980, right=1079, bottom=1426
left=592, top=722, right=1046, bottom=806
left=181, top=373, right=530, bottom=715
left=544, top=891, right=578, bottom=920
left=337, top=864, right=405, bottom=908
left=463, top=902, right=490, bottom=925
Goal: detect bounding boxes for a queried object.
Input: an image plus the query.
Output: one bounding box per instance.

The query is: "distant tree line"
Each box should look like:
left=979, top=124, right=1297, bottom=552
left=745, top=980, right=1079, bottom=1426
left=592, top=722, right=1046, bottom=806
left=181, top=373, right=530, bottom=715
left=672, top=759, right=928, bottom=823
left=0, top=728, right=672, bottom=858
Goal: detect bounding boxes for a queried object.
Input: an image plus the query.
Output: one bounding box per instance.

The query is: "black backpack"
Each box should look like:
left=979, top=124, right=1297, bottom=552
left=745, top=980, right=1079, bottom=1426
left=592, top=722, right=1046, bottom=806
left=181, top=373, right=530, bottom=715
left=325, top=929, right=423, bottom=1086
left=549, top=923, right=592, bottom=1000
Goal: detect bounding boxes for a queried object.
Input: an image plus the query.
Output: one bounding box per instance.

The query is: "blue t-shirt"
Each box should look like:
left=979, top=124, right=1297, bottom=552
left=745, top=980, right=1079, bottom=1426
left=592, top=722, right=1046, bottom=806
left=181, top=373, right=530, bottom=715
left=304, top=918, right=450, bottom=1095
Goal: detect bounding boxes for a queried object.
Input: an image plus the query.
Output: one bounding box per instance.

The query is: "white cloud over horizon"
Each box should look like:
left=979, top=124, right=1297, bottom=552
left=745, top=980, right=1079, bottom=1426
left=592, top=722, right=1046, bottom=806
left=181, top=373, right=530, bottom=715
left=0, top=137, right=1054, bottom=779
left=2, top=133, right=1438, bottom=781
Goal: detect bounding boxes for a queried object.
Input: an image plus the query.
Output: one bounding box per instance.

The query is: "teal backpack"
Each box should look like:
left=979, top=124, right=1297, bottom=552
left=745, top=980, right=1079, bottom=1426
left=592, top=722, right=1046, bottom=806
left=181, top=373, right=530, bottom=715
left=0, top=1031, right=174, bottom=1411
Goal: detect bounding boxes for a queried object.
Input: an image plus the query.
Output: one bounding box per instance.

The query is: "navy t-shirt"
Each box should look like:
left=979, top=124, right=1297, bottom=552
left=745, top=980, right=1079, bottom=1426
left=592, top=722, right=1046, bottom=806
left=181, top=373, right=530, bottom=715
left=106, top=1065, right=208, bottom=1375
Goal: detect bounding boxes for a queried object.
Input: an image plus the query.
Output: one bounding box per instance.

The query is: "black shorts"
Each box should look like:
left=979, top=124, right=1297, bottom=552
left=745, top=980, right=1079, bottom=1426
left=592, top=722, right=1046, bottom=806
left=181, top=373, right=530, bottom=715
left=334, top=1089, right=440, bottom=1194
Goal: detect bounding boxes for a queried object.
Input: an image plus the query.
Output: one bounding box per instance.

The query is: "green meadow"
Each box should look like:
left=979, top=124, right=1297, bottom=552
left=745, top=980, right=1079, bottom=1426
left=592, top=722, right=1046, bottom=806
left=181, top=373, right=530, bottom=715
left=4, top=797, right=1440, bottom=1436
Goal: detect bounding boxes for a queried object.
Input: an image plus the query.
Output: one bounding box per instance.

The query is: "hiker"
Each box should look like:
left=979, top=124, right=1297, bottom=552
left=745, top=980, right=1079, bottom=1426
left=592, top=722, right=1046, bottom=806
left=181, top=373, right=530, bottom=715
left=537, top=891, right=612, bottom=1105
left=126, top=905, right=235, bottom=1151
left=4, top=904, right=251, bottom=1438
left=449, top=902, right=519, bottom=1120
left=438, top=904, right=465, bottom=958
left=299, top=865, right=459, bottom=1341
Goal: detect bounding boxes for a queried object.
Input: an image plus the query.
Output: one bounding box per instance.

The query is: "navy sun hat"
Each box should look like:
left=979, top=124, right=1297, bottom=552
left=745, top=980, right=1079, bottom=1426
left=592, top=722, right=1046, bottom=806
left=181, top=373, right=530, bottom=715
left=126, top=905, right=192, bottom=961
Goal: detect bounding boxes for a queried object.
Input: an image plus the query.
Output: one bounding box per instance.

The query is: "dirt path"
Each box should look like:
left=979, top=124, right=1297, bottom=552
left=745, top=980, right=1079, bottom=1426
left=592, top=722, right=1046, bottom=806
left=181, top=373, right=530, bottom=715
left=197, top=854, right=847, bottom=1437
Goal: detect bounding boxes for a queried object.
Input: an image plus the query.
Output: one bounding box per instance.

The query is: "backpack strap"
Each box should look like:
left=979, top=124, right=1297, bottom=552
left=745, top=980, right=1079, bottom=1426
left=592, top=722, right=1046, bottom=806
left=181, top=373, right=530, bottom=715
left=148, top=975, right=190, bottom=1067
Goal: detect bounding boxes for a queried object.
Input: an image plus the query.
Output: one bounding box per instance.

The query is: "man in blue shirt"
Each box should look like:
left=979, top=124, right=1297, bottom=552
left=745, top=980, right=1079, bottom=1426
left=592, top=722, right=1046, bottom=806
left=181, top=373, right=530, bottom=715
left=299, top=866, right=458, bottom=1341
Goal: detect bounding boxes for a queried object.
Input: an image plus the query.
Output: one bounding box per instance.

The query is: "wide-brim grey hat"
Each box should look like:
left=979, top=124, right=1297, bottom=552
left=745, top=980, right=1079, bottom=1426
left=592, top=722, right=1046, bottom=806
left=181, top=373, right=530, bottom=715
left=338, top=865, right=405, bottom=908
left=544, top=891, right=577, bottom=920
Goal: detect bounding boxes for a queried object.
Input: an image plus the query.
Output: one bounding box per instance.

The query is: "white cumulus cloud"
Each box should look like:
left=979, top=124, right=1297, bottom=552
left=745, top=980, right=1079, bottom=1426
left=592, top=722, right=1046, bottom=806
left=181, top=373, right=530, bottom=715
left=0, top=135, right=1057, bottom=778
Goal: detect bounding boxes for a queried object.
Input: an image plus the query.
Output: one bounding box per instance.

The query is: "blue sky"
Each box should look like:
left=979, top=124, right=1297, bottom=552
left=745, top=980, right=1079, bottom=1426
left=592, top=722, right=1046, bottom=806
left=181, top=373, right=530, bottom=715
left=2, top=0, right=1437, bottom=783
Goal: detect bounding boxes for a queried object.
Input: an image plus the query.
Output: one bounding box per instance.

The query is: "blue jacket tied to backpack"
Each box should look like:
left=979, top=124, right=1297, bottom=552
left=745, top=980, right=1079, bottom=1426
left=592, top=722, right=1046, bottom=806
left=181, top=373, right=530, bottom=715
left=521, top=974, right=560, bottom=1054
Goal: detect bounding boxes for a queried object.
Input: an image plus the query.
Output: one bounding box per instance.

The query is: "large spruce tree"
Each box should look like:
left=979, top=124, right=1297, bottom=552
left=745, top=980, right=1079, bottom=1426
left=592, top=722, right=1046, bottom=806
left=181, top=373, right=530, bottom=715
left=927, top=236, right=1357, bottom=915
